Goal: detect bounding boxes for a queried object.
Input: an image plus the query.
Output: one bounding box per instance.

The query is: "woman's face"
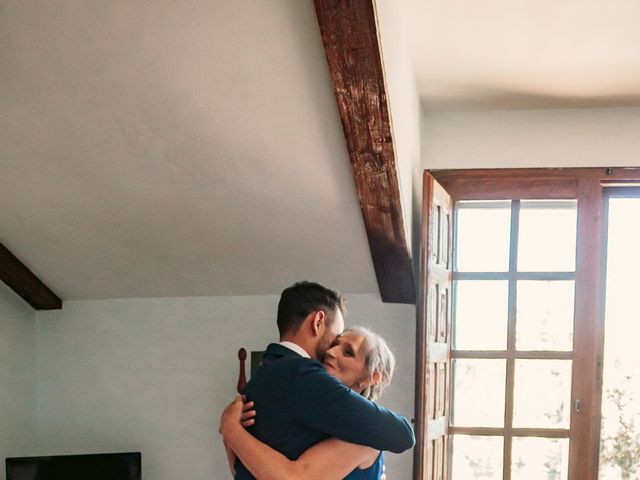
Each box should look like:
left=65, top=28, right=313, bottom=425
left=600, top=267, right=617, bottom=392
left=322, top=331, right=371, bottom=392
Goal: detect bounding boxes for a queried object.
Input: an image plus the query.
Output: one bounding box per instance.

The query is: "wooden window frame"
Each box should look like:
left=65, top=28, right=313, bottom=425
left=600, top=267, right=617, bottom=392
left=414, top=167, right=640, bottom=480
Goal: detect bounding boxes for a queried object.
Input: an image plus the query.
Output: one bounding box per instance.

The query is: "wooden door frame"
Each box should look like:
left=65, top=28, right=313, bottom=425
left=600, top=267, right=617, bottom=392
left=414, top=167, right=640, bottom=480
left=414, top=172, right=453, bottom=479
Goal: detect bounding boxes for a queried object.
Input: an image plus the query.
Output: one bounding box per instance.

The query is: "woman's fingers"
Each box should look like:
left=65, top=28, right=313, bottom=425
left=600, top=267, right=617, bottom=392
left=240, top=399, right=256, bottom=427
left=241, top=403, right=256, bottom=418
left=220, top=395, right=257, bottom=432
left=241, top=409, right=256, bottom=420
left=240, top=418, right=255, bottom=427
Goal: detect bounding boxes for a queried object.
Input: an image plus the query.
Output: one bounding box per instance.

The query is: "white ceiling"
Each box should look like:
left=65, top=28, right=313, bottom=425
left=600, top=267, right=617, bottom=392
left=402, top=0, right=640, bottom=110
left=2, top=1, right=638, bottom=301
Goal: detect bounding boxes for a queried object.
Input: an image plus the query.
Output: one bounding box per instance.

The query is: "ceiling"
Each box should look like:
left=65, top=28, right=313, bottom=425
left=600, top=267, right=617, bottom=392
left=1, top=0, right=637, bottom=301
left=402, top=0, right=640, bottom=110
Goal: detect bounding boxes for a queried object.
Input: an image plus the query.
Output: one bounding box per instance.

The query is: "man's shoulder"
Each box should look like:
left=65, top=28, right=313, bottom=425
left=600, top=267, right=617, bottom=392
left=259, top=343, right=319, bottom=366
left=245, top=344, right=340, bottom=395
left=260, top=344, right=325, bottom=374
left=244, top=344, right=324, bottom=386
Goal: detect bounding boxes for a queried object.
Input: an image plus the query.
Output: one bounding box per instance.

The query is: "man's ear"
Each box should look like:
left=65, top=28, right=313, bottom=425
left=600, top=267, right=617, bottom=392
left=310, top=310, right=326, bottom=337
left=371, top=370, right=382, bottom=385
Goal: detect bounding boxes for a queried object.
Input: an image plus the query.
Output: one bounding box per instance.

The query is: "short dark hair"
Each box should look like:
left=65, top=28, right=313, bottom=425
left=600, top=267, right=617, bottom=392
left=277, top=281, right=345, bottom=337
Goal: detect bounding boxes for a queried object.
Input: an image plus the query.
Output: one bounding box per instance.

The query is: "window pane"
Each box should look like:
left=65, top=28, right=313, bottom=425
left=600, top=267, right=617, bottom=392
left=518, top=200, right=577, bottom=272
left=456, top=201, right=511, bottom=272
left=516, top=280, right=575, bottom=351
left=454, top=280, right=508, bottom=350
left=513, top=360, right=572, bottom=428
left=599, top=197, right=640, bottom=480
left=452, top=359, right=506, bottom=427
left=451, top=435, right=504, bottom=479
left=511, top=437, right=569, bottom=480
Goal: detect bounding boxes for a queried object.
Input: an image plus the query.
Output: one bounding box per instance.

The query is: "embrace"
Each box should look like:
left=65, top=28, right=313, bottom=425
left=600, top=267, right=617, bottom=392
left=219, top=281, right=415, bottom=480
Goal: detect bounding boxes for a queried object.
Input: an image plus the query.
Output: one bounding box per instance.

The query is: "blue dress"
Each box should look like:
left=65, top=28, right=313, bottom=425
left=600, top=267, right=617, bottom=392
left=344, top=452, right=384, bottom=480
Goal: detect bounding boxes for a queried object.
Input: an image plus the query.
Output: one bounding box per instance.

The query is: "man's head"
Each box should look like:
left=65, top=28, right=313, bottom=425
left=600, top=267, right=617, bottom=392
left=277, top=281, right=346, bottom=360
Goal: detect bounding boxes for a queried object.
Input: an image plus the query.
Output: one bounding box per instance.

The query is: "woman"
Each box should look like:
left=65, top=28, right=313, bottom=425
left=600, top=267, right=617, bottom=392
left=220, top=326, right=396, bottom=480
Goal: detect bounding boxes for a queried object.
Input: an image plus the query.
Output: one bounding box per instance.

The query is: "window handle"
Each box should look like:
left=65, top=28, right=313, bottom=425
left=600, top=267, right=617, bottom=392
left=575, top=399, right=582, bottom=412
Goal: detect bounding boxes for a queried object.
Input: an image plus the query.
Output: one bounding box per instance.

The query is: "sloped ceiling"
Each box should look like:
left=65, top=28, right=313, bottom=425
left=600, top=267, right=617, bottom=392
left=0, top=1, right=379, bottom=299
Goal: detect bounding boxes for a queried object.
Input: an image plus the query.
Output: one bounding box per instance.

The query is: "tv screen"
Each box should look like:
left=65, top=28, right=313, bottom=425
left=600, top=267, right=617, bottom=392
left=6, top=452, right=141, bottom=480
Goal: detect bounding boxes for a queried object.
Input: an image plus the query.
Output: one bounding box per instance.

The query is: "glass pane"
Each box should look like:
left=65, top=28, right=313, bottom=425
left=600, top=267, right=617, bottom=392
left=452, top=359, right=505, bottom=427
left=516, top=280, right=575, bottom=351
left=600, top=198, right=640, bottom=480
left=451, top=435, right=504, bottom=479
left=454, top=280, right=508, bottom=350
left=513, top=360, right=572, bottom=428
left=511, top=437, right=569, bottom=480
left=456, top=201, right=511, bottom=272
left=518, top=200, right=577, bottom=272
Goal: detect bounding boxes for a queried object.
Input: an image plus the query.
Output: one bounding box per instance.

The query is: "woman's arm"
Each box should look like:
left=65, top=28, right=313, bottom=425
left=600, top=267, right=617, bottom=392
left=219, top=396, right=379, bottom=480
left=221, top=395, right=255, bottom=478
left=223, top=438, right=237, bottom=477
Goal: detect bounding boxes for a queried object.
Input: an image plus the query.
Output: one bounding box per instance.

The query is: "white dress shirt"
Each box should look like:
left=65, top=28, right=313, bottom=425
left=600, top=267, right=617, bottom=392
left=278, top=341, right=310, bottom=358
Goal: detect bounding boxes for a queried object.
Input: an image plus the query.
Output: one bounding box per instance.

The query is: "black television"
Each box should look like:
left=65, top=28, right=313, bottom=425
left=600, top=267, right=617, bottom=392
left=6, top=452, right=141, bottom=480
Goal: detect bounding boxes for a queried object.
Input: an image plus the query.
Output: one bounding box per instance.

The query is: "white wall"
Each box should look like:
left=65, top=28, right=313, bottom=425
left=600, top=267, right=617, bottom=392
left=375, top=0, right=423, bottom=256
left=423, top=107, right=640, bottom=169
left=0, top=284, right=35, bottom=480
left=34, top=294, right=415, bottom=480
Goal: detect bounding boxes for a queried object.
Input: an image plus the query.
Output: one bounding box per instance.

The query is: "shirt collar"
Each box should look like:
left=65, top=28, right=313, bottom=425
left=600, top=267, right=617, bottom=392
left=278, top=341, right=311, bottom=358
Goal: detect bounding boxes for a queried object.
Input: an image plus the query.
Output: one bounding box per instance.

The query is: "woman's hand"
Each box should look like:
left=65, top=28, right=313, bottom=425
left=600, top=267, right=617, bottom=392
left=219, top=395, right=256, bottom=437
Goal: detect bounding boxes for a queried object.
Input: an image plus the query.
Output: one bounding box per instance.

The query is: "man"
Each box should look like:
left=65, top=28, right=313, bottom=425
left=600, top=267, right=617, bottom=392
left=233, top=281, right=415, bottom=479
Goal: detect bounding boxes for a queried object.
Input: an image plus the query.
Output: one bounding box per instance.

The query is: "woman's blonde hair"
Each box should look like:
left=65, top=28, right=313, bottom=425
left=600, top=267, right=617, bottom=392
left=344, top=326, right=396, bottom=401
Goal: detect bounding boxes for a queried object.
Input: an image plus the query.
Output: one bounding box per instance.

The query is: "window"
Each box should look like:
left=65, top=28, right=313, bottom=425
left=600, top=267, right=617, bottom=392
left=451, top=200, right=576, bottom=480
left=413, top=169, right=640, bottom=480
left=598, top=189, right=640, bottom=479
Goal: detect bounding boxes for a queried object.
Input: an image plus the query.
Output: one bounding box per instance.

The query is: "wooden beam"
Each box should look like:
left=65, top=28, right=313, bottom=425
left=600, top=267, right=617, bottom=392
left=314, top=0, right=415, bottom=304
left=0, top=242, right=62, bottom=310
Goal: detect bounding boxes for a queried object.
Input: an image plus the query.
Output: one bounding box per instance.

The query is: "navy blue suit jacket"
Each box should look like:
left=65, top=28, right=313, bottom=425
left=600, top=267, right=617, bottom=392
left=234, top=343, right=415, bottom=479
